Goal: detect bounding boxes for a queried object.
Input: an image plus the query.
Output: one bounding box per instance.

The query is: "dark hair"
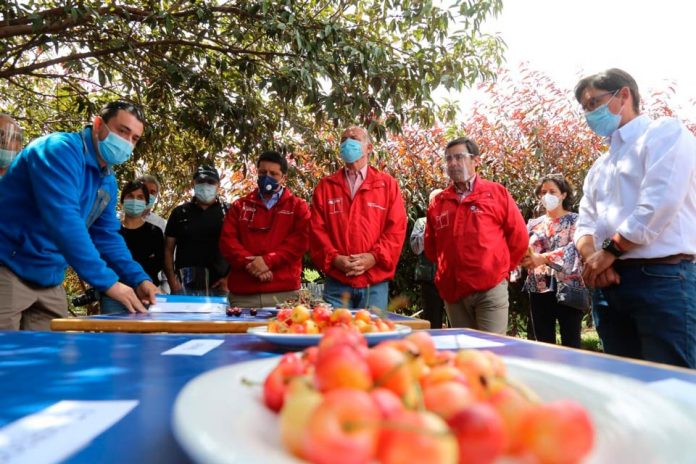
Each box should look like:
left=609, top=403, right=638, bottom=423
left=99, top=101, right=146, bottom=124
left=574, top=68, right=640, bottom=114
left=120, top=180, right=150, bottom=204
left=445, top=136, right=480, bottom=157
left=534, top=174, right=574, bottom=211
left=257, top=150, right=288, bottom=174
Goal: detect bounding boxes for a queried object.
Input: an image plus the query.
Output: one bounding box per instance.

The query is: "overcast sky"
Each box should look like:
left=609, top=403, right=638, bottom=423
left=444, top=0, right=696, bottom=117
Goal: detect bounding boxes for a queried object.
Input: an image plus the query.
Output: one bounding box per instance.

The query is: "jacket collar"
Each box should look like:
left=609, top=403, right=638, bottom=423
left=82, top=126, right=112, bottom=176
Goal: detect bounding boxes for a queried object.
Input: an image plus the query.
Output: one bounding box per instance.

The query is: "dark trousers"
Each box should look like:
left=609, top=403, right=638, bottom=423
left=421, top=281, right=445, bottom=329
left=528, top=291, right=583, bottom=348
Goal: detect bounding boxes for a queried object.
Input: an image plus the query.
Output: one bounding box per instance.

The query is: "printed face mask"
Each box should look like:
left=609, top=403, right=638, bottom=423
left=123, top=198, right=147, bottom=217
left=340, top=138, right=363, bottom=163
left=194, top=183, right=217, bottom=204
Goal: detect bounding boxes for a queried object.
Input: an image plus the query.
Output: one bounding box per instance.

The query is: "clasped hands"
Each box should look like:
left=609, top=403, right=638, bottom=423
left=333, top=253, right=376, bottom=277
left=521, top=249, right=620, bottom=289
left=520, top=252, right=547, bottom=270
left=245, top=256, right=273, bottom=282
left=581, top=250, right=621, bottom=288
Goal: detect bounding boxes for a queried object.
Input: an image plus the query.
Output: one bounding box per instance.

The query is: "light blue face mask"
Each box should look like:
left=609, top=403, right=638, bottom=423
left=98, top=125, right=135, bottom=165
left=340, top=138, right=364, bottom=163
left=0, top=148, right=17, bottom=169
left=584, top=96, right=622, bottom=137
left=194, top=183, right=218, bottom=204
left=147, top=194, right=156, bottom=209
left=123, top=198, right=147, bottom=217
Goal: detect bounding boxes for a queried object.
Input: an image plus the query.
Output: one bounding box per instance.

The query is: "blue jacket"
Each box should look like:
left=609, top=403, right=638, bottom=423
left=0, top=128, right=150, bottom=290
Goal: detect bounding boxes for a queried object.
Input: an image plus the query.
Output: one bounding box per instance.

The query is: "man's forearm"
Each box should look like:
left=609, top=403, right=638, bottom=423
left=576, top=235, right=596, bottom=261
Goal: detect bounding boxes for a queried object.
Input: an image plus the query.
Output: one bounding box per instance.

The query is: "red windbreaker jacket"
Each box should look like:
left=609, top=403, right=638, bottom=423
left=219, top=188, right=310, bottom=294
left=310, top=167, right=407, bottom=288
left=424, top=179, right=528, bottom=303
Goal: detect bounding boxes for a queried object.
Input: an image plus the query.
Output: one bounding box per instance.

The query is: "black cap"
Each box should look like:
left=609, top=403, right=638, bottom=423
left=193, top=165, right=220, bottom=182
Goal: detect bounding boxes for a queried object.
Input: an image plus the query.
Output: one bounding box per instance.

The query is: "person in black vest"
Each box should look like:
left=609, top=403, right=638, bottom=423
left=164, top=165, right=230, bottom=295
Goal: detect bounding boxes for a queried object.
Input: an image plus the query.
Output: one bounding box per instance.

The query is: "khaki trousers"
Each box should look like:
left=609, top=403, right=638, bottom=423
left=228, top=290, right=299, bottom=308
left=0, top=266, right=69, bottom=331
left=444, top=279, right=509, bottom=334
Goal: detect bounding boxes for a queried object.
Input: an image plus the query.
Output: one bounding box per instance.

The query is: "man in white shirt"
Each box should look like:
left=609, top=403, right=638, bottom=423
left=574, top=68, right=696, bottom=368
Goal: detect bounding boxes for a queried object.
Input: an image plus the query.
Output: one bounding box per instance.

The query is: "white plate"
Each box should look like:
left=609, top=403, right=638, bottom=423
left=172, top=357, right=696, bottom=464
left=246, top=324, right=412, bottom=347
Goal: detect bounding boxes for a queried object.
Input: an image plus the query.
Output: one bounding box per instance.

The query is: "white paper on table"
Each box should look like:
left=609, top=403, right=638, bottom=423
left=161, top=339, right=224, bottom=356
left=648, top=378, right=696, bottom=411
left=148, top=302, right=227, bottom=313
left=432, top=334, right=505, bottom=350
left=0, top=400, right=138, bottom=464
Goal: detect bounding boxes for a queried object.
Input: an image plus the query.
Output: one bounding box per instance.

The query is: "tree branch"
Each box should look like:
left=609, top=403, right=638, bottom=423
left=0, top=39, right=298, bottom=79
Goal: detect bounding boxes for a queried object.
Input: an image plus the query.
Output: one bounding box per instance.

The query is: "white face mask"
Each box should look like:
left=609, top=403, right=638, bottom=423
left=194, top=183, right=217, bottom=204
left=541, top=193, right=560, bottom=211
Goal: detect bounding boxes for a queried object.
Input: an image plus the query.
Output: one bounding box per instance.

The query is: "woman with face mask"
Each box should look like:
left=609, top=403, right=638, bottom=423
left=520, top=174, right=588, bottom=348
left=100, top=180, right=165, bottom=313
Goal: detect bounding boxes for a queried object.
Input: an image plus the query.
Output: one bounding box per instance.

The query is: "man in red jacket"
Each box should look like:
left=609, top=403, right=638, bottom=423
left=310, top=126, right=407, bottom=311
left=425, top=137, right=527, bottom=334
left=220, top=151, right=310, bottom=307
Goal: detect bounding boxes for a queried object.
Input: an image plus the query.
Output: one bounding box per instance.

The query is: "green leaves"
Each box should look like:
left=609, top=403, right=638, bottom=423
left=1, top=0, right=504, bottom=211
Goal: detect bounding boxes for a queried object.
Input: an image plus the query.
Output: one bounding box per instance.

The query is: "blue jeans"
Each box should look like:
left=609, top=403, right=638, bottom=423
left=592, top=260, right=696, bottom=368
left=323, top=277, right=389, bottom=311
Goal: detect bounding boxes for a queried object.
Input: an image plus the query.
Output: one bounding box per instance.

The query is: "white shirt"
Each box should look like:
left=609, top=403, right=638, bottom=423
left=574, top=114, right=696, bottom=258
left=409, top=217, right=427, bottom=255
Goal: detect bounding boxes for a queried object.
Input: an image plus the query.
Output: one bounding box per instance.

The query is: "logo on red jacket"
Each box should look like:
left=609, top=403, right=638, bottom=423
left=435, top=211, right=449, bottom=229
left=328, top=198, right=343, bottom=215
left=241, top=204, right=256, bottom=221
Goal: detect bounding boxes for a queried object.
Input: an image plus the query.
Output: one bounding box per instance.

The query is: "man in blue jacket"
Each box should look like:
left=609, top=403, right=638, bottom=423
left=0, top=101, right=158, bottom=330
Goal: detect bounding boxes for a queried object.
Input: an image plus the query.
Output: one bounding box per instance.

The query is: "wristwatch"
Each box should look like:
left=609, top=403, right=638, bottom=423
left=601, top=238, right=624, bottom=258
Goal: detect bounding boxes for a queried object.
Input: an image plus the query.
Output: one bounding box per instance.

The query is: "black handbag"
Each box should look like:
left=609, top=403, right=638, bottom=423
left=556, top=281, right=591, bottom=312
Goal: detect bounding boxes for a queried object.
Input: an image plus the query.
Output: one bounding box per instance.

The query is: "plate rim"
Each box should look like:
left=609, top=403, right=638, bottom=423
left=172, top=355, right=696, bottom=464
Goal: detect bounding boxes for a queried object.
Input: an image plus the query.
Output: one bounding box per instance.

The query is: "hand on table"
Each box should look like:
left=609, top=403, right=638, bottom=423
left=106, top=282, right=148, bottom=313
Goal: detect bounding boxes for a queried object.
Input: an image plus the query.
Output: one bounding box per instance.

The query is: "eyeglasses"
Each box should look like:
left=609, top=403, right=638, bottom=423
left=582, top=90, right=619, bottom=112
left=444, top=152, right=472, bottom=163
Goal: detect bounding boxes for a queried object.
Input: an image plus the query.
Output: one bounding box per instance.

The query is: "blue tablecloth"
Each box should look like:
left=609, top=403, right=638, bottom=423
left=0, top=329, right=694, bottom=463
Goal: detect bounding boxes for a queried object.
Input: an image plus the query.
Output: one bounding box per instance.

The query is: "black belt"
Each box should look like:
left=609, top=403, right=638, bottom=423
left=615, top=254, right=695, bottom=266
